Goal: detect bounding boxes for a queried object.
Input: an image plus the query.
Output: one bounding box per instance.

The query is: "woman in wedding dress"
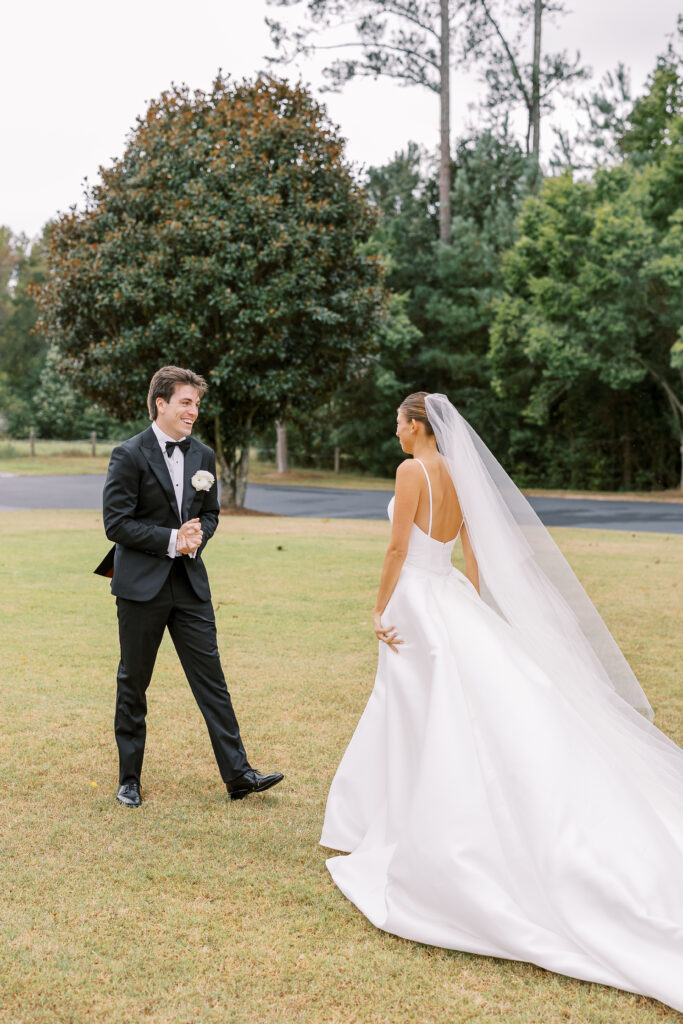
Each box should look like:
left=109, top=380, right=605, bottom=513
left=321, top=392, right=683, bottom=1013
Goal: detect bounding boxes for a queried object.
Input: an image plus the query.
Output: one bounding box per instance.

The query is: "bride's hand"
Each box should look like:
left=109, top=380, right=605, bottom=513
left=374, top=610, right=402, bottom=653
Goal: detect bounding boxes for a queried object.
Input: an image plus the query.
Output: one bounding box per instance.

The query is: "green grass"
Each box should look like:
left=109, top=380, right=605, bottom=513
left=1, top=512, right=682, bottom=1023
left=0, top=439, right=115, bottom=475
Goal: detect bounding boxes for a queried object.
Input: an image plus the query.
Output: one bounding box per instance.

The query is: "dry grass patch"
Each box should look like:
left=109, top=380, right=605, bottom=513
left=1, top=512, right=681, bottom=1024
left=0, top=455, right=113, bottom=476
left=247, top=460, right=394, bottom=490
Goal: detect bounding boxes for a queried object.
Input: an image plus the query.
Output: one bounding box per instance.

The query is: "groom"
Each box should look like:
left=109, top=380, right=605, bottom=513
left=96, top=365, right=283, bottom=807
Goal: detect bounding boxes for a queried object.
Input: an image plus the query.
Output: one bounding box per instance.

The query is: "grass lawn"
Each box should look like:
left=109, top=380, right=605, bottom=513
left=1, top=512, right=682, bottom=1024
left=247, top=460, right=394, bottom=491
left=0, top=440, right=115, bottom=476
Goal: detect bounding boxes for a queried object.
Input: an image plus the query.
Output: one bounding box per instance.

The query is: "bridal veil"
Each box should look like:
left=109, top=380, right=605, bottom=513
left=424, top=393, right=654, bottom=720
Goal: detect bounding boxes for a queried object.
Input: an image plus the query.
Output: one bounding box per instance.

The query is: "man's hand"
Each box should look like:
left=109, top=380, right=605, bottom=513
left=177, top=518, right=203, bottom=555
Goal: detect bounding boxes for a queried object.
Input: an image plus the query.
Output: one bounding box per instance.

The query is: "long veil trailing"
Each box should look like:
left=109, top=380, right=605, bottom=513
left=425, top=393, right=654, bottom=720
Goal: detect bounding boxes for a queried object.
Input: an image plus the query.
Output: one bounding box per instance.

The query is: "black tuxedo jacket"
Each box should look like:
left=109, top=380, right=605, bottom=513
left=96, top=426, right=220, bottom=602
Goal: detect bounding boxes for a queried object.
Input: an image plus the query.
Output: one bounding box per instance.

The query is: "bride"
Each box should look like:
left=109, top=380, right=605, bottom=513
left=320, top=392, right=683, bottom=1013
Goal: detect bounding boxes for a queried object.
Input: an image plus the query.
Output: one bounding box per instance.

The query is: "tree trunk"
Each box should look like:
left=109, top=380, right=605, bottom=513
left=214, top=414, right=251, bottom=509
left=619, top=400, right=633, bottom=490
left=530, top=0, right=542, bottom=179
left=439, top=0, right=451, bottom=243
left=275, top=419, right=289, bottom=474
left=639, top=362, right=683, bottom=491
left=620, top=434, right=633, bottom=490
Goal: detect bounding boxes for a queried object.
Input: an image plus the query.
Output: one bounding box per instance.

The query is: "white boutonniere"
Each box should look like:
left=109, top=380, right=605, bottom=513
left=191, top=469, right=215, bottom=492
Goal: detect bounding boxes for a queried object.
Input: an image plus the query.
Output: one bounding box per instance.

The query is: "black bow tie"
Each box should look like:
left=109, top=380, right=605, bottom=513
left=165, top=438, right=191, bottom=457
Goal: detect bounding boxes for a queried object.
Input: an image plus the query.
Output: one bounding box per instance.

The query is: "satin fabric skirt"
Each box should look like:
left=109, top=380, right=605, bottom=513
left=320, top=562, right=683, bottom=1012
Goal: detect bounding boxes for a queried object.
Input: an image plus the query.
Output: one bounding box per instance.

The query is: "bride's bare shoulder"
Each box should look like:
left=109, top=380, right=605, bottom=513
left=395, top=459, right=422, bottom=492
left=395, top=459, right=422, bottom=479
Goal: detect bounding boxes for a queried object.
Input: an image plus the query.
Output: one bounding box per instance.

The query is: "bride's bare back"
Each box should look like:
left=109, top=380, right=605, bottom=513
left=372, top=399, right=480, bottom=653
left=411, top=455, right=462, bottom=542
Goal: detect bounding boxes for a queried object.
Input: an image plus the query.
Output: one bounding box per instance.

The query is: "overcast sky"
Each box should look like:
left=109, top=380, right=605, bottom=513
left=1, top=0, right=678, bottom=239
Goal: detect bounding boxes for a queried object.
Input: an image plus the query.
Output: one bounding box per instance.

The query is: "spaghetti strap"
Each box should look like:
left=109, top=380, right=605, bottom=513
left=414, top=458, right=433, bottom=537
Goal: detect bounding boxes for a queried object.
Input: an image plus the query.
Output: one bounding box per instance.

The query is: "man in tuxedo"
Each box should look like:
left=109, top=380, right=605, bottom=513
left=97, top=365, right=283, bottom=807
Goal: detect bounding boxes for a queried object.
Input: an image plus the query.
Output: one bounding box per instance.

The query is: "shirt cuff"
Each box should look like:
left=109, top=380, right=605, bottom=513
left=168, top=529, right=178, bottom=558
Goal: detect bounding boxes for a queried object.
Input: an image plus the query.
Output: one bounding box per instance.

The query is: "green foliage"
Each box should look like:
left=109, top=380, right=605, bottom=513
left=409, top=130, right=530, bottom=438
left=554, top=63, right=634, bottom=171
left=491, top=103, right=683, bottom=489
left=369, top=130, right=530, bottom=450
left=0, top=231, right=48, bottom=433
left=2, top=235, right=48, bottom=391
left=0, top=227, right=16, bottom=334
left=0, top=228, right=137, bottom=439
left=491, top=41, right=683, bottom=490
left=0, top=373, right=32, bottom=436
left=326, top=289, right=423, bottom=476
left=553, top=26, right=681, bottom=172
left=619, top=43, right=682, bottom=164
left=30, top=345, right=141, bottom=440
left=288, top=129, right=531, bottom=476
left=36, top=75, right=385, bottom=504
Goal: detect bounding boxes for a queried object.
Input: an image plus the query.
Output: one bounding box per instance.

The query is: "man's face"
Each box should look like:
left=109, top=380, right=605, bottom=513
left=155, top=384, right=201, bottom=440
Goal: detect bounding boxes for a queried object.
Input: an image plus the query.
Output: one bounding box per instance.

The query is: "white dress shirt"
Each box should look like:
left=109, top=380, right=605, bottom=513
left=151, top=420, right=196, bottom=559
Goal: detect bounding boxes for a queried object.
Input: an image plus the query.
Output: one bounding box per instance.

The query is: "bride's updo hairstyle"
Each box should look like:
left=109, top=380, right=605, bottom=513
left=399, top=392, right=434, bottom=436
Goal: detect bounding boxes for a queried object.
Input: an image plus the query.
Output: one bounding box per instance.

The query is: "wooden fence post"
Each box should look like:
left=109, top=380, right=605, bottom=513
left=29, top=428, right=35, bottom=457
left=334, top=446, right=340, bottom=473
left=91, top=431, right=97, bottom=456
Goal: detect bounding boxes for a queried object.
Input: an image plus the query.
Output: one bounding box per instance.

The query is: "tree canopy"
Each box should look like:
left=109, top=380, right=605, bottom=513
left=288, top=42, right=681, bottom=492
left=0, top=230, right=49, bottom=435
left=490, top=51, right=683, bottom=489
left=36, top=74, right=385, bottom=504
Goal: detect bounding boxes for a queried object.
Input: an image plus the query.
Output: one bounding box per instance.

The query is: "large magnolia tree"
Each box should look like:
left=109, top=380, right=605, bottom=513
left=37, top=75, right=385, bottom=505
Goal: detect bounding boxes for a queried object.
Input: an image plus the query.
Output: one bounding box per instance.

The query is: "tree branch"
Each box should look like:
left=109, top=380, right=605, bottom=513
left=323, top=62, right=439, bottom=90
left=476, top=0, right=532, bottom=110
left=380, top=2, right=440, bottom=39
left=636, top=356, right=683, bottom=419
left=310, top=39, right=440, bottom=71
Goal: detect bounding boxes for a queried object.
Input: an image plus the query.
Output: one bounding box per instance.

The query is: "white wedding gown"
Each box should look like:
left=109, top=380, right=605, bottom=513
left=321, top=460, right=683, bottom=1012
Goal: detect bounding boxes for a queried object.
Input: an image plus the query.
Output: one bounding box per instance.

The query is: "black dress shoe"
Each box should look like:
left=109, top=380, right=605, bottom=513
left=226, top=769, right=284, bottom=801
left=117, top=782, right=141, bottom=807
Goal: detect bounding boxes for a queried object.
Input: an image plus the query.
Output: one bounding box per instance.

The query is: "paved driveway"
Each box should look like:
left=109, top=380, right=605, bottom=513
left=1, top=473, right=681, bottom=533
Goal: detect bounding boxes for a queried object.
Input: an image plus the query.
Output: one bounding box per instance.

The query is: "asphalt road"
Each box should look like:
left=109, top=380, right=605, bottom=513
left=1, top=473, right=682, bottom=533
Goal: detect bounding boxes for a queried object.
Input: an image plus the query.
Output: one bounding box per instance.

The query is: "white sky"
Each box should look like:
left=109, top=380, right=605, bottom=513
left=1, top=0, right=678, bottom=239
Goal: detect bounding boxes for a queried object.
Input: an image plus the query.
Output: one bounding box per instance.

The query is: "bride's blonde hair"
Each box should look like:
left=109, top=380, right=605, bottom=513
left=399, top=392, right=434, bottom=436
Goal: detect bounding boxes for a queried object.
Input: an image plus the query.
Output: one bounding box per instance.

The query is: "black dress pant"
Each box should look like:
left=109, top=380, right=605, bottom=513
left=114, top=558, right=249, bottom=786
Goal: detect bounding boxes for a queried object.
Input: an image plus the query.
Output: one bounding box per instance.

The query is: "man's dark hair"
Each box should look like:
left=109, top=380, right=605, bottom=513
left=147, top=366, right=208, bottom=420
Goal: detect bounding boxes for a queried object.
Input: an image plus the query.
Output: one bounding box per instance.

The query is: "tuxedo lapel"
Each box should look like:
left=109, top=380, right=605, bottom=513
left=140, top=427, right=181, bottom=524
left=182, top=440, right=203, bottom=521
